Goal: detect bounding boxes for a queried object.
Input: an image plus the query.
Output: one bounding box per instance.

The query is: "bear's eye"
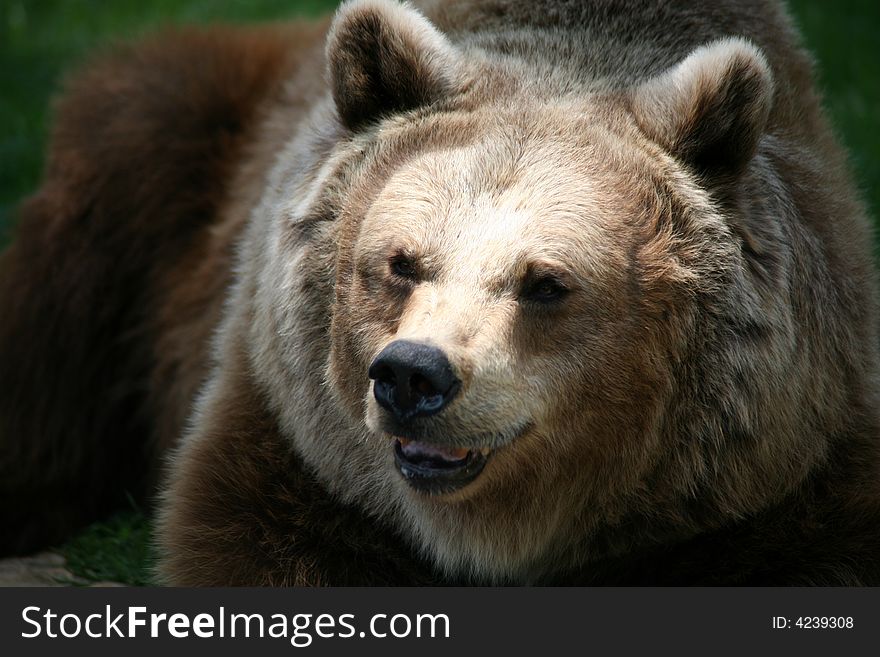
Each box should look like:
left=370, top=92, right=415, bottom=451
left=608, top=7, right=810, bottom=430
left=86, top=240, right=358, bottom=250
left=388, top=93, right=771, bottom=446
left=522, top=276, right=569, bottom=304
left=389, top=255, right=418, bottom=280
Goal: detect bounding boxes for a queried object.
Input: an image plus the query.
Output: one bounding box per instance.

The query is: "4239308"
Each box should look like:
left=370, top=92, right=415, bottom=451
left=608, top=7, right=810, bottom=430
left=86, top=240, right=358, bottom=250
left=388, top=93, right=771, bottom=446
left=772, top=617, right=854, bottom=629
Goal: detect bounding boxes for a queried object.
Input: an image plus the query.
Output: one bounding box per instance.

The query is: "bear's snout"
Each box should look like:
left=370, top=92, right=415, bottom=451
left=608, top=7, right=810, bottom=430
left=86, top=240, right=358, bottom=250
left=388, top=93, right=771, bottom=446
left=368, top=340, right=461, bottom=423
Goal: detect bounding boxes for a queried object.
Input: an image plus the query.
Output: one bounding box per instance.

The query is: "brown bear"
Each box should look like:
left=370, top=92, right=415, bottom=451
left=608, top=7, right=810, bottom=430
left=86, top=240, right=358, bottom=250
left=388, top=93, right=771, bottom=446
left=1, top=0, right=879, bottom=585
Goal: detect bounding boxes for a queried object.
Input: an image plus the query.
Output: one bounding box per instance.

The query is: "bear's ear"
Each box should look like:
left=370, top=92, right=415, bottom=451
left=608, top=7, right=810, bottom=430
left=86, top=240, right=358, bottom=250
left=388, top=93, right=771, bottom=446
left=630, top=38, right=773, bottom=180
left=326, top=0, right=461, bottom=132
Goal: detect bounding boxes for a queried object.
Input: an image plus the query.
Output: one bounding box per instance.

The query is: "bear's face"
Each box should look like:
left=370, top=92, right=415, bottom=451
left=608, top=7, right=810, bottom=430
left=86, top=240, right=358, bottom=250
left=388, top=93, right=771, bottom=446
left=254, top=0, right=813, bottom=580
left=357, top=133, right=633, bottom=449
left=333, top=110, right=665, bottom=493
left=322, top=103, right=723, bottom=578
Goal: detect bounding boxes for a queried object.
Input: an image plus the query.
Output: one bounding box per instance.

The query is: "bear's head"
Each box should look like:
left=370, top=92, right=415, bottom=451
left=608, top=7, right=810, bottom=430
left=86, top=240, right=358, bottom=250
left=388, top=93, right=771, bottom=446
left=247, top=0, right=837, bottom=582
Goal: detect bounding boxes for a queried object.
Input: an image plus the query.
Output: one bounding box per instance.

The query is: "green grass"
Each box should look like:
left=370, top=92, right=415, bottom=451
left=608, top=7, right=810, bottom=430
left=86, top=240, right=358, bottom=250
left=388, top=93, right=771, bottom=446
left=1, top=2, right=877, bottom=585
left=60, top=508, right=155, bottom=586
left=788, top=0, right=880, bottom=235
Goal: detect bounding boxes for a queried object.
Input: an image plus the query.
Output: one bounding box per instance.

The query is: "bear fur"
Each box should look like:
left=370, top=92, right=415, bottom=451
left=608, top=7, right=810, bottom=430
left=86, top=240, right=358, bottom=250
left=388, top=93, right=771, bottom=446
left=1, top=0, right=880, bottom=585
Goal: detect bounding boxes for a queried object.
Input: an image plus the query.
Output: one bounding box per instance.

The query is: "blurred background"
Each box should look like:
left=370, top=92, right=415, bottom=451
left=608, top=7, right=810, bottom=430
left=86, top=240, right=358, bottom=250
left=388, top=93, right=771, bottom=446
left=1, top=0, right=878, bottom=243
left=0, top=0, right=877, bottom=584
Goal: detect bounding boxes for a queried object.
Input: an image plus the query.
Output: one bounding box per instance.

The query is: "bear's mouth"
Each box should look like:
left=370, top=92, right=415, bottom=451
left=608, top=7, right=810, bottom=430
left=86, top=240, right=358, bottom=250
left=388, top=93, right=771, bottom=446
left=393, top=438, right=490, bottom=494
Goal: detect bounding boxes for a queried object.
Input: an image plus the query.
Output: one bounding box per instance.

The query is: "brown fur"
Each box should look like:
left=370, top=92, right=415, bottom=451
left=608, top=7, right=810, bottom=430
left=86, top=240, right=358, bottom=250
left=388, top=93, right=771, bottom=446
left=0, top=23, right=319, bottom=553
left=2, top=0, right=880, bottom=586
left=158, top=340, right=440, bottom=585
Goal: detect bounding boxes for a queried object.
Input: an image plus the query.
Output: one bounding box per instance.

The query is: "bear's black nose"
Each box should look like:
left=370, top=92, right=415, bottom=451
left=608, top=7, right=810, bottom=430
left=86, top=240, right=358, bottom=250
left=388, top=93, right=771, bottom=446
left=368, top=340, right=460, bottom=422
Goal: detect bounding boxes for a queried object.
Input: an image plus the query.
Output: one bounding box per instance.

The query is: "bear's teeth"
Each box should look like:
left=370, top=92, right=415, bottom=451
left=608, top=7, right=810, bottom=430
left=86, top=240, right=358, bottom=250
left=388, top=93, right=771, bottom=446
left=397, top=439, right=470, bottom=462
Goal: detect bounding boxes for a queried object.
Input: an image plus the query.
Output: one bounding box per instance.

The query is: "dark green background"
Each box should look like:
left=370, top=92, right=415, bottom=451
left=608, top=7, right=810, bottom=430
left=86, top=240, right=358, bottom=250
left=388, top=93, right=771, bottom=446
left=0, top=1, right=877, bottom=583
